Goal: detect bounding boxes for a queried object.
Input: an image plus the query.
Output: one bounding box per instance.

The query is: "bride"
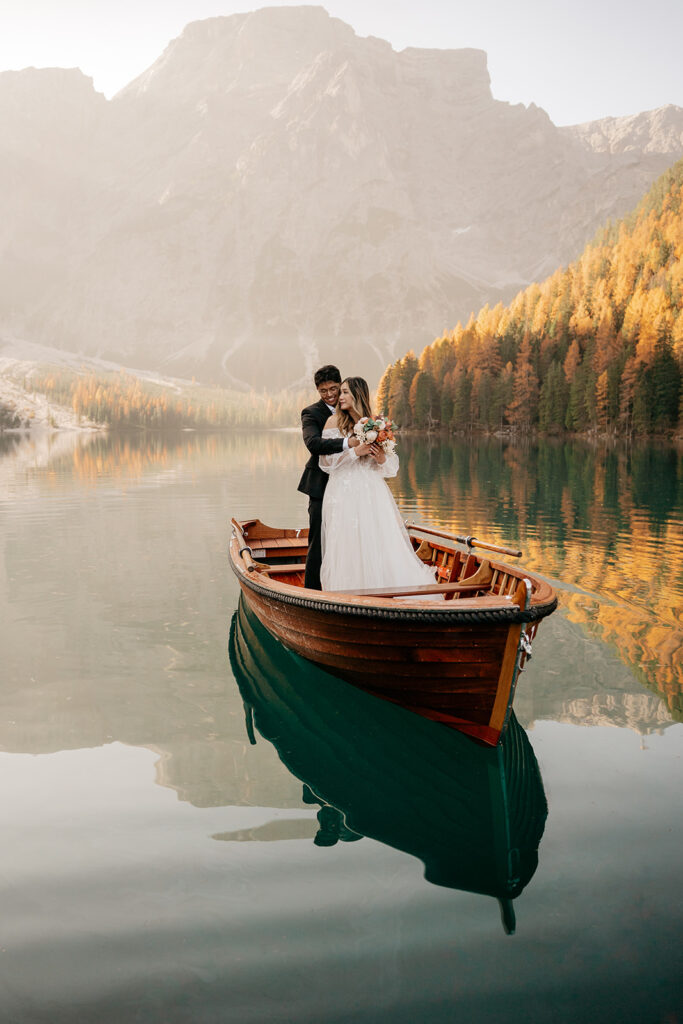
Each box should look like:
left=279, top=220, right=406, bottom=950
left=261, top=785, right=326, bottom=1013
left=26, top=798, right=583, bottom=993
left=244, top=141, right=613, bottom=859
left=319, top=376, right=439, bottom=593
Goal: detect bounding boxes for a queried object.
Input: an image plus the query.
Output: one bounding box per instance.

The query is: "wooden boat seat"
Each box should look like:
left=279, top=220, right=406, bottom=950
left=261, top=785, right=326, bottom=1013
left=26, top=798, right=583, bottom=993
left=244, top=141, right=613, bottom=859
left=244, top=537, right=308, bottom=550
left=330, top=578, right=494, bottom=599
left=256, top=563, right=307, bottom=575
left=328, top=560, right=494, bottom=600
left=246, top=539, right=308, bottom=561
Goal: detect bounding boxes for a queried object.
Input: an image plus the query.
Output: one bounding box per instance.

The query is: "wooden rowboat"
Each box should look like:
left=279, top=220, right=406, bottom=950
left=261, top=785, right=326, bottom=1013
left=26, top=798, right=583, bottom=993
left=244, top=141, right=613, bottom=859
left=229, top=596, right=548, bottom=933
left=229, top=517, right=558, bottom=746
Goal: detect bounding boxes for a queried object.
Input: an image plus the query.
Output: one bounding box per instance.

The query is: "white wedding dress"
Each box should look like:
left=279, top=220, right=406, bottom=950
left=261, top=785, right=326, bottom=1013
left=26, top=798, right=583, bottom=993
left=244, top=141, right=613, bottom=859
left=319, top=428, right=438, bottom=593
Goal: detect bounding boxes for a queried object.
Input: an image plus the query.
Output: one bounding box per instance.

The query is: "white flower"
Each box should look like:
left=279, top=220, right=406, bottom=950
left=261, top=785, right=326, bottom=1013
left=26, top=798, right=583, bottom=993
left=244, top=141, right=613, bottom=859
left=365, top=429, right=378, bottom=442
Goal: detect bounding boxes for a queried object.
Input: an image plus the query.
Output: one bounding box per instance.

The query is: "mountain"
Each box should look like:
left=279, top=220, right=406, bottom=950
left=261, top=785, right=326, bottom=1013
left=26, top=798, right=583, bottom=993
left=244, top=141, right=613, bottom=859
left=1, top=6, right=683, bottom=389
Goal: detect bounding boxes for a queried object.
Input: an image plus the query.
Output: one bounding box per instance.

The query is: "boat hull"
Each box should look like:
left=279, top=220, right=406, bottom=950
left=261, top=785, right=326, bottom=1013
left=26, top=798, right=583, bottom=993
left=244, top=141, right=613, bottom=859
left=229, top=519, right=557, bottom=746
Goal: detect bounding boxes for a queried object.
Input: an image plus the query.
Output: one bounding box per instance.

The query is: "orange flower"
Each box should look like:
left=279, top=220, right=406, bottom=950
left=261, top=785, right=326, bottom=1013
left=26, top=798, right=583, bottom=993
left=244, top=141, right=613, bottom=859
left=377, top=429, right=388, bottom=441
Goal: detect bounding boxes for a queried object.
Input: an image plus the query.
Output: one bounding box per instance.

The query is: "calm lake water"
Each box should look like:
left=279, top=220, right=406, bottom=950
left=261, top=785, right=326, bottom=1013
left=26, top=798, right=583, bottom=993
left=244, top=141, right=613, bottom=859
left=1, top=429, right=681, bottom=1024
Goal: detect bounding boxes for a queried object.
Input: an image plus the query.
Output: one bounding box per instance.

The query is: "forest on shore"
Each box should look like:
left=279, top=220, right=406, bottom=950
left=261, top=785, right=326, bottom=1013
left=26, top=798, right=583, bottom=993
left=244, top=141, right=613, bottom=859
left=2, top=369, right=309, bottom=432
left=377, top=159, right=683, bottom=438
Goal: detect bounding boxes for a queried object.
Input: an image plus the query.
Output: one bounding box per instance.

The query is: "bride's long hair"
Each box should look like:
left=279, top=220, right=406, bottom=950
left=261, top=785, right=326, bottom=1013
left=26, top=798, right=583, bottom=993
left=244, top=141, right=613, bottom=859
left=336, top=376, right=373, bottom=436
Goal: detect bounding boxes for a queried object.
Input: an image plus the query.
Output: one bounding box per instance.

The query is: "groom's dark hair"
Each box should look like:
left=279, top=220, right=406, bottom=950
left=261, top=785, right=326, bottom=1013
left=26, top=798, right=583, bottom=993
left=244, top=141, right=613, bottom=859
left=314, top=365, right=342, bottom=386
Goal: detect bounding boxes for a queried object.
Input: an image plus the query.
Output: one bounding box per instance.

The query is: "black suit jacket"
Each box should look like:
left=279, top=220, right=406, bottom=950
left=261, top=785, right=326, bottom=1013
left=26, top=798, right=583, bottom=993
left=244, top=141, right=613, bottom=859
left=297, top=399, right=345, bottom=499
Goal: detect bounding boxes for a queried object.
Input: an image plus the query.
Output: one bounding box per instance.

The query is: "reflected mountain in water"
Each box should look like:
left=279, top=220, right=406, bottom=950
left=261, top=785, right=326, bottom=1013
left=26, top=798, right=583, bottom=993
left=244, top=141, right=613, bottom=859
left=229, top=597, right=548, bottom=934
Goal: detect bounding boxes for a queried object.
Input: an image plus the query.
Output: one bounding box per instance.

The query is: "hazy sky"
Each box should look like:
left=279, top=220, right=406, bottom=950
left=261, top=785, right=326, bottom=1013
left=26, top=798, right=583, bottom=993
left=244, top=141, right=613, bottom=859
left=2, top=0, right=682, bottom=126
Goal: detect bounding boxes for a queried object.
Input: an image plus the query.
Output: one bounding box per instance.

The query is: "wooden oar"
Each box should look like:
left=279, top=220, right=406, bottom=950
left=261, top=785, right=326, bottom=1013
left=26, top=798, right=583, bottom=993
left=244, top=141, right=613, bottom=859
left=231, top=518, right=259, bottom=571
left=404, top=522, right=522, bottom=558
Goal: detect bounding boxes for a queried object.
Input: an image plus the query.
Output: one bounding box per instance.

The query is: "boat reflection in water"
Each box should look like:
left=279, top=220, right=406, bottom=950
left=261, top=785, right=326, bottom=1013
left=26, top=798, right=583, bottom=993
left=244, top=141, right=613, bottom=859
left=229, top=596, right=548, bottom=935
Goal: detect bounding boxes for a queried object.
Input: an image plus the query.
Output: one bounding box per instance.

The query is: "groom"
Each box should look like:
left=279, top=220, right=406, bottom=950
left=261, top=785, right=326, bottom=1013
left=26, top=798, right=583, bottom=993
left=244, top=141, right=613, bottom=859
left=298, top=364, right=359, bottom=589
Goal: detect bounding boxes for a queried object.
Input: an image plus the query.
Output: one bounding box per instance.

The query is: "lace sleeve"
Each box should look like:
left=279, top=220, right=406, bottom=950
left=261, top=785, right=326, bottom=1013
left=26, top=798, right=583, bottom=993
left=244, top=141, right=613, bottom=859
left=372, top=451, right=399, bottom=478
left=319, top=449, right=356, bottom=473
left=319, top=430, right=355, bottom=473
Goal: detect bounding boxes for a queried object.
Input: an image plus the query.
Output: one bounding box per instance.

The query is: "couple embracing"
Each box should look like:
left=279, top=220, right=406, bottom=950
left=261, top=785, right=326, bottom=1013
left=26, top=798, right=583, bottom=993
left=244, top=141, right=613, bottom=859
left=298, top=364, right=437, bottom=595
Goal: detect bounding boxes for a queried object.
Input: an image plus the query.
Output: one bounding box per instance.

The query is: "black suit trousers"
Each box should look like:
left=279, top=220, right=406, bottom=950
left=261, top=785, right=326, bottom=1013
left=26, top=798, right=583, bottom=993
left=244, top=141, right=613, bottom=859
left=305, top=496, right=324, bottom=590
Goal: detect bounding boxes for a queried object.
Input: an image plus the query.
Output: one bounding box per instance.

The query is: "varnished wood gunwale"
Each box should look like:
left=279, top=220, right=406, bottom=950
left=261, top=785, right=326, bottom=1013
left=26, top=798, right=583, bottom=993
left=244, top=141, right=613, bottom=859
left=228, top=518, right=558, bottom=745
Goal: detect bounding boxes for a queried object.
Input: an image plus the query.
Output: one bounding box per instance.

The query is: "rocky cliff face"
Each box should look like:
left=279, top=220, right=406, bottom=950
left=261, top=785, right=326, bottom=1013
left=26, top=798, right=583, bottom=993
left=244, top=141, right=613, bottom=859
left=563, top=104, right=683, bottom=155
left=2, top=6, right=683, bottom=388
left=0, top=69, right=107, bottom=318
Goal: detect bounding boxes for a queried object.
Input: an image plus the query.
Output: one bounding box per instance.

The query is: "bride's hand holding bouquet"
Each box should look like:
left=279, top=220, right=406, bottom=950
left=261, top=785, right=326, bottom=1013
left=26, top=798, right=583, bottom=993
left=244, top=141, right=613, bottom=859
left=353, top=416, right=397, bottom=462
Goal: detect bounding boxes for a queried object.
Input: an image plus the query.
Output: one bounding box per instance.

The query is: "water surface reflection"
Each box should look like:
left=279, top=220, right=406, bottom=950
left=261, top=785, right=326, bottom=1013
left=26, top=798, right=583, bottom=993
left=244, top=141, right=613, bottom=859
left=0, top=430, right=679, bottom=785
left=395, top=436, right=683, bottom=722
left=229, top=597, right=548, bottom=935
left=1, top=430, right=681, bottom=1023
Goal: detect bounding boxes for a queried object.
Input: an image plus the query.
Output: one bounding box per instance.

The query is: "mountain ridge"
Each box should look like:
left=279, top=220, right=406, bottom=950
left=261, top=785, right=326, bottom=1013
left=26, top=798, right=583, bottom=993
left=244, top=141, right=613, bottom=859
left=1, top=6, right=683, bottom=388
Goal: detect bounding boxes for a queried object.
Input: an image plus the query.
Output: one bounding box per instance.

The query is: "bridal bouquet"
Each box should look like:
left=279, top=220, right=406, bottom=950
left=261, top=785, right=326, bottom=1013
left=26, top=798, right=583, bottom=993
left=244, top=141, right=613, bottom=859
left=354, top=416, right=397, bottom=454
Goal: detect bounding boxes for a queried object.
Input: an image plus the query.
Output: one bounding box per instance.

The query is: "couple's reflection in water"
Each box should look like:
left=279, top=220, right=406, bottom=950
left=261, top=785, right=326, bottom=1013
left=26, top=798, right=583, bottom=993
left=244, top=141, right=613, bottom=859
left=229, top=596, right=548, bottom=935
